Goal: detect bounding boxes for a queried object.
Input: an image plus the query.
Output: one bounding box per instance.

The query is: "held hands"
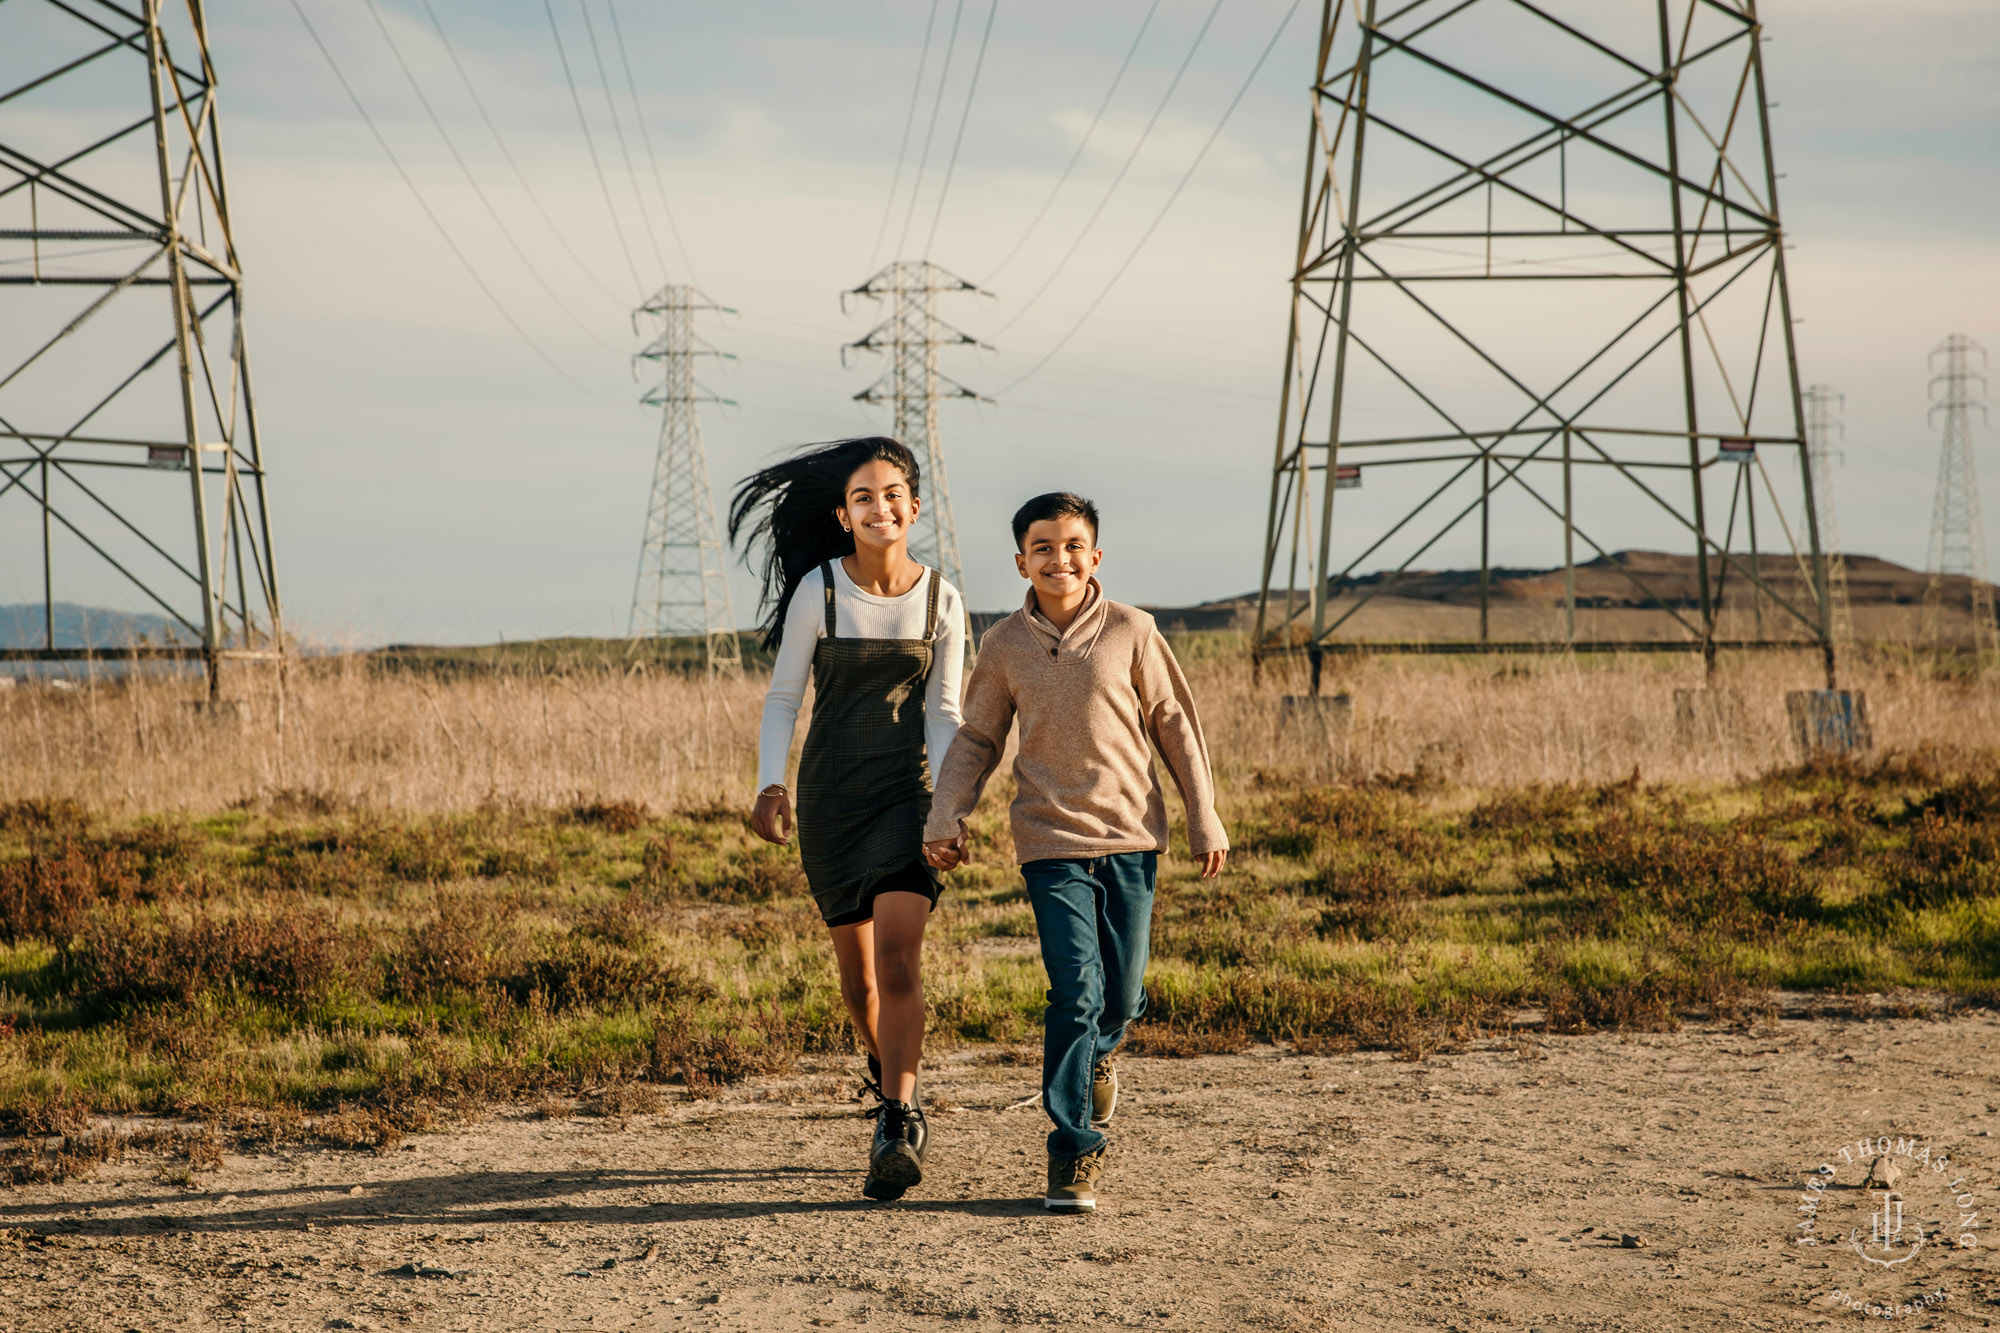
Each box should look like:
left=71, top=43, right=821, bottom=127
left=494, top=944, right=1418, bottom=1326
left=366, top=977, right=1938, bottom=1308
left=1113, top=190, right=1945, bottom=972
left=923, top=820, right=970, bottom=872
left=750, top=787, right=794, bottom=845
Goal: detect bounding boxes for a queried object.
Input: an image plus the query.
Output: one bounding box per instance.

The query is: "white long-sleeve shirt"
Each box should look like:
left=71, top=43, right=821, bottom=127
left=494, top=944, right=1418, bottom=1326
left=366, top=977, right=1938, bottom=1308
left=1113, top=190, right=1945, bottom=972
left=755, top=561, right=966, bottom=793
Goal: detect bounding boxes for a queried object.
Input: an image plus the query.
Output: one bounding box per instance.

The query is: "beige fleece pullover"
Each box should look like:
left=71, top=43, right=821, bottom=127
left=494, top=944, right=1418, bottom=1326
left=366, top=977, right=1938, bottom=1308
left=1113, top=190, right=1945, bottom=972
left=923, top=580, right=1228, bottom=864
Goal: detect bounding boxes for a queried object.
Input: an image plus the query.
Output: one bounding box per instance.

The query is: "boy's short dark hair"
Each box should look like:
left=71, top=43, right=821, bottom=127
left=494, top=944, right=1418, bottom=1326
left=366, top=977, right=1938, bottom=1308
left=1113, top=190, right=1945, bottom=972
left=1011, top=492, right=1100, bottom=549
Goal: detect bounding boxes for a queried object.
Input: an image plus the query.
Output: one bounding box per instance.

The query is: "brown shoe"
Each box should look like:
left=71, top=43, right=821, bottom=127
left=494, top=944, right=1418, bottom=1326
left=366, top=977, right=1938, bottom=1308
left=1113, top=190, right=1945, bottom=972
left=1090, top=1058, right=1117, bottom=1127
left=1045, top=1144, right=1107, bottom=1212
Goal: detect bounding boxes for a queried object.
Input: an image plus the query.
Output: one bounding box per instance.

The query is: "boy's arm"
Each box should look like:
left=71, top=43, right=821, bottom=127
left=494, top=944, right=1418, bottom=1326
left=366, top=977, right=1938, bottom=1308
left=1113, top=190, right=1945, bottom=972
left=1135, top=626, right=1229, bottom=856
left=923, top=647, right=1014, bottom=845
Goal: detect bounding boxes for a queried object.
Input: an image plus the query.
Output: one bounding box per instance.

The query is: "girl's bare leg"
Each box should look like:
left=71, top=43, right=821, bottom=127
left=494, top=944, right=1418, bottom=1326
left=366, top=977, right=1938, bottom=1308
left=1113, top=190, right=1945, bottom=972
left=827, top=920, right=881, bottom=1061
left=869, top=891, right=931, bottom=1104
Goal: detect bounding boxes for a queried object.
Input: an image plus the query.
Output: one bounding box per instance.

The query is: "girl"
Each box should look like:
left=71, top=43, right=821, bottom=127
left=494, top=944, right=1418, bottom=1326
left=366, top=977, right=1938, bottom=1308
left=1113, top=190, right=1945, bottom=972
left=729, top=437, right=966, bottom=1202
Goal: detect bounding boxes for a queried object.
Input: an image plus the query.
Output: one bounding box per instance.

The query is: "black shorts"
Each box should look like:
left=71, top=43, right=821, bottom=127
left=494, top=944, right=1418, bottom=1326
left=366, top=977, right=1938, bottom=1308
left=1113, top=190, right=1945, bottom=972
left=820, top=857, right=942, bottom=928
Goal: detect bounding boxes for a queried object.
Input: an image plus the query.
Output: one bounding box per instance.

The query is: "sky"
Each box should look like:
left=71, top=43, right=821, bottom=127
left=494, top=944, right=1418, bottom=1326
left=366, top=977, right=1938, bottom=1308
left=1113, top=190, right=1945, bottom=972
left=3, top=0, right=1998, bottom=645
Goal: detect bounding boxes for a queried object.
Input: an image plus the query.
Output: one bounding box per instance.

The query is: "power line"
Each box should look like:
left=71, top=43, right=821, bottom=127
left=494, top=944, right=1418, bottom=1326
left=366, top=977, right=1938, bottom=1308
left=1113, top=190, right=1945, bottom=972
left=863, top=0, right=942, bottom=275
left=996, top=0, right=1303, bottom=396
left=417, top=0, right=627, bottom=307
left=577, top=0, right=669, bottom=285
left=982, top=0, right=1159, bottom=284
left=541, top=0, right=645, bottom=298
left=1802, top=383, right=1854, bottom=644
left=992, top=0, right=1224, bottom=340
left=289, top=0, right=601, bottom=398
left=895, top=0, right=967, bottom=258
left=843, top=261, right=984, bottom=600
left=359, top=0, right=620, bottom=354
left=922, top=0, right=998, bottom=261
left=1922, top=333, right=1996, bottom=649
left=629, top=284, right=738, bottom=668
left=605, top=0, right=702, bottom=288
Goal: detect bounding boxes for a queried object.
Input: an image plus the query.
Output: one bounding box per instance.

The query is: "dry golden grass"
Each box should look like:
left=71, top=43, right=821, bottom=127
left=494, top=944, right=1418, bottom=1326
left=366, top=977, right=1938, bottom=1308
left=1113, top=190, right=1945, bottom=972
left=1, top=658, right=766, bottom=814
left=4, top=643, right=1993, bottom=813
left=1221, top=647, right=2000, bottom=788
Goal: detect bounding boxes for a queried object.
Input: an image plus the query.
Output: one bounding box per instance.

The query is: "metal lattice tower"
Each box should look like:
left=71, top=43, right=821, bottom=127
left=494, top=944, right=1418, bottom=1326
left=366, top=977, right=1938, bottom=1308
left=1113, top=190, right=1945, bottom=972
left=843, top=261, right=990, bottom=597
left=1921, top=334, right=1995, bottom=652
left=1802, top=384, right=1853, bottom=644
left=1, top=0, right=281, bottom=684
left=629, top=285, right=740, bottom=671
left=1253, top=0, right=1835, bottom=687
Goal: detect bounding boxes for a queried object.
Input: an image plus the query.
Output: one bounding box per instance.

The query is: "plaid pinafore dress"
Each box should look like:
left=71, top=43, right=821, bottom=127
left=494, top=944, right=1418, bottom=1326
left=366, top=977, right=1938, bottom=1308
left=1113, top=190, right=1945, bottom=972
left=794, top=561, right=943, bottom=924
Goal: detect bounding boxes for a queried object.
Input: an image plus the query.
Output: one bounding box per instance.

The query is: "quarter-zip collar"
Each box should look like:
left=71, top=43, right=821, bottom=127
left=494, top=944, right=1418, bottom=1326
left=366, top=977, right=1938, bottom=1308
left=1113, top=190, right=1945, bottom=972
left=1023, top=578, right=1109, bottom=662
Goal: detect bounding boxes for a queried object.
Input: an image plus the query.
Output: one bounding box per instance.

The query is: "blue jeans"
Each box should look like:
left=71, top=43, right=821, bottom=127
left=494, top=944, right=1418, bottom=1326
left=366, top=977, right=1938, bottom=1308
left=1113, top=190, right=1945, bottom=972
left=1021, top=851, right=1157, bottom=1159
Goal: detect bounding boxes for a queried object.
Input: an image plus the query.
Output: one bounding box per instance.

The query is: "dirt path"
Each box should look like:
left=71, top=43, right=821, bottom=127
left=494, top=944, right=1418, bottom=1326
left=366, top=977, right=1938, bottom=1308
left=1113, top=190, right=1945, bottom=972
left=4, top=1012, right=1998, bottom=1332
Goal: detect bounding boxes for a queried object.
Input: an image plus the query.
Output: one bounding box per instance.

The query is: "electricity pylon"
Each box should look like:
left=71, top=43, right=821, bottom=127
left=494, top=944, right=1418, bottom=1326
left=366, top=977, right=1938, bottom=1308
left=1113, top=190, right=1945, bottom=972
left=1, top=0, right=282, bottom=687
left=1921, top=334, right=1995, bottom=653
left=1252, top=0, right=1835, bottom=688
left=1802, top=385, right=1854, bottom=644
left=843, top=261, right=990, bottom=598
left=629, top=285, right=739, bottom=671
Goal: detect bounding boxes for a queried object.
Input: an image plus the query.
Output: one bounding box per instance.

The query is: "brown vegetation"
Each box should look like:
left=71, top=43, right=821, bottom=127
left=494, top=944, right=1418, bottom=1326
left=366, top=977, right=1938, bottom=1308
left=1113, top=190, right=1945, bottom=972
left=0, top=643, right=1997, bottom=1185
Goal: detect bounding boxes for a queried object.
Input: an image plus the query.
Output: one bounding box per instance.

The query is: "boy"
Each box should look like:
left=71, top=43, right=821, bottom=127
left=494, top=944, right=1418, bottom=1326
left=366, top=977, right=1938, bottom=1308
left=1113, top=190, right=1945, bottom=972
left=922, top=492, right=1227, bottom=1212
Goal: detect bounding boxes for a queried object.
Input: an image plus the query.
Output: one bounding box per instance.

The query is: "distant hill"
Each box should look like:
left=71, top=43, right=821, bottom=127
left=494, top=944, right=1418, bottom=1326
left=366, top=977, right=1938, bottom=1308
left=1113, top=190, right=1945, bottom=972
left=32, top=552, right=1977, bottom=665
left=0, top=603, right=184, bottom=650
left=367, top=633, right=776, bottom=678
left=1140, top=551, right=1999, bottom=645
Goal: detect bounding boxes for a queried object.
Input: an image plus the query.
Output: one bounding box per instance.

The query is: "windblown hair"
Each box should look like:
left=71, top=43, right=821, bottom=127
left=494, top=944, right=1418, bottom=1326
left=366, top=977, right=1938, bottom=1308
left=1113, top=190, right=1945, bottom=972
left=1011, top=491, right=1100, bottom=548
left=727, top=437, right=921, bottom=649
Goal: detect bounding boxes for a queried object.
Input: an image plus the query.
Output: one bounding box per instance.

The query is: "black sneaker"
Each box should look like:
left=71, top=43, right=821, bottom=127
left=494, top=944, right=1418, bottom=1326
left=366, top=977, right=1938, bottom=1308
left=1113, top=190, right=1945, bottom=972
left=862, top=1098, right=927, bottom=1201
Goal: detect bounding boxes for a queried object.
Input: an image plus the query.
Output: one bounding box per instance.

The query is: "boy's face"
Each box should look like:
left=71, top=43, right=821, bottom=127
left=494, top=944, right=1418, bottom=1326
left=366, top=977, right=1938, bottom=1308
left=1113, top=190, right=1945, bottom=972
left=1015, top=515, right=1102, bottom=599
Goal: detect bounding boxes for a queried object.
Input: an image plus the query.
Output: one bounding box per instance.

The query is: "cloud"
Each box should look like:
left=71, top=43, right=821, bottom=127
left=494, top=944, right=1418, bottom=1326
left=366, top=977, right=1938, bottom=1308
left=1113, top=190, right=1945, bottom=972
left=1045, top=106, right=1275, bottom=184
left=7, top=0, right=1994, bottom=638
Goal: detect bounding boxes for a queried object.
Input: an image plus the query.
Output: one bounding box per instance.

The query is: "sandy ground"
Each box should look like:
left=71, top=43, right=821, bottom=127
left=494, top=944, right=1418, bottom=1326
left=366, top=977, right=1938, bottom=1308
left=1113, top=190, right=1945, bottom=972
left=3, top=1011, right=1998, bottom=1332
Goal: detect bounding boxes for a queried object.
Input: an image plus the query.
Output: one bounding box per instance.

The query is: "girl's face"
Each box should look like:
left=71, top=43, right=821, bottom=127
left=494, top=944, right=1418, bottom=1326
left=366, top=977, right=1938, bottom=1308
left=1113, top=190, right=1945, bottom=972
left=837, top=459, right=919, bottom=553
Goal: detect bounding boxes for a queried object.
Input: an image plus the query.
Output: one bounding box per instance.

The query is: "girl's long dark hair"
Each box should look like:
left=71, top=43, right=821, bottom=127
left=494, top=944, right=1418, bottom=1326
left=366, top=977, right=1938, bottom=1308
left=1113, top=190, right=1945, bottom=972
left=727, top=436, right=921, bottom=649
